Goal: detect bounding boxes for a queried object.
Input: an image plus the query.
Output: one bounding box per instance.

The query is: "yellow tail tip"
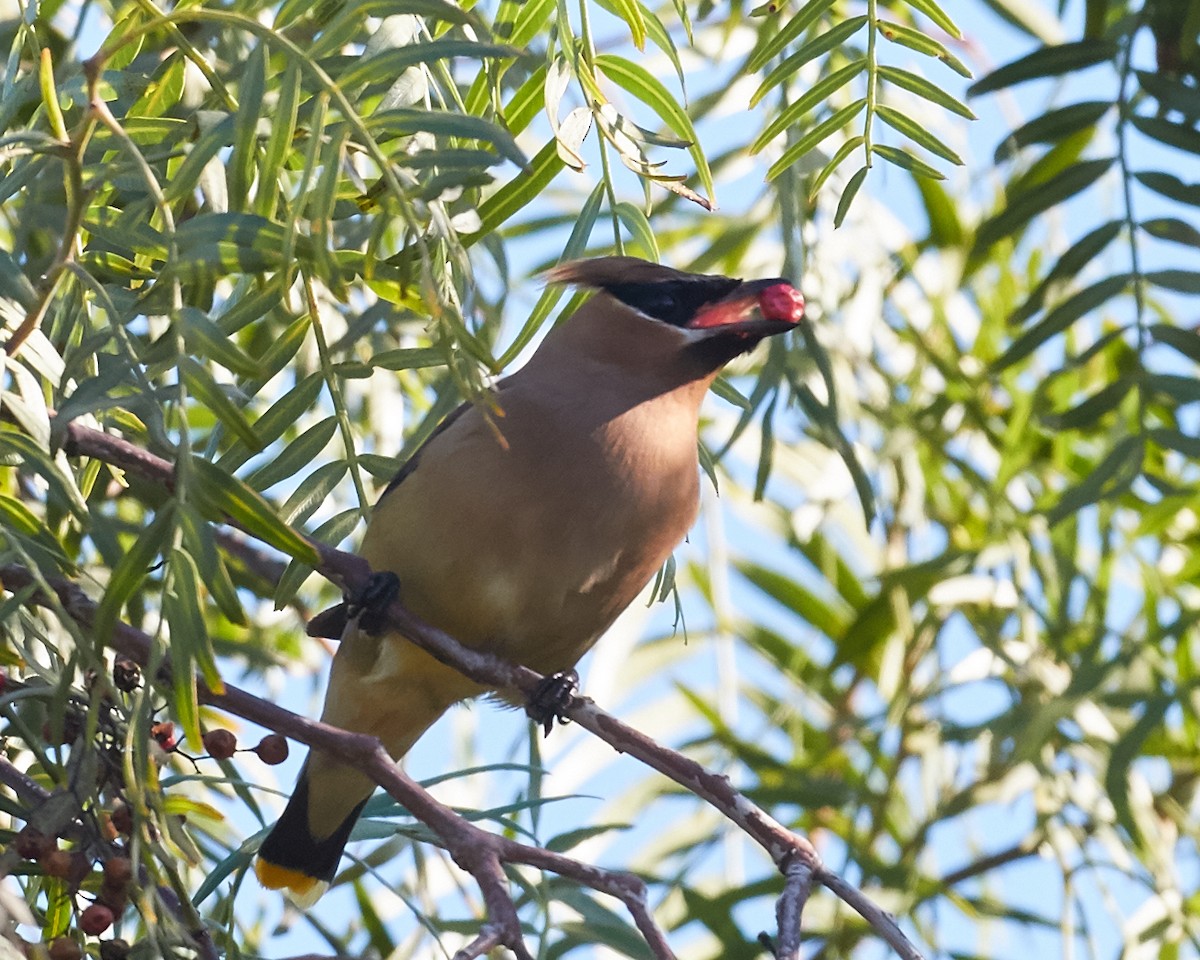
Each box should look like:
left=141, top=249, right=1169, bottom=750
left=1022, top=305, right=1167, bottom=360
left=254, top=856, right=328, bottom=908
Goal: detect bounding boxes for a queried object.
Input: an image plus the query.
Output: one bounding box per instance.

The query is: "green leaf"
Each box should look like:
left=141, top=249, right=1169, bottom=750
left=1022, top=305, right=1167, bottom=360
left=872, top=143, right=948, bottom=179
left=766, top=101, right=865, bottom=181
left=1047, top=436, right=1141, bottom=524
left=614, top=202, right=659, bottom=260
left=740, top=560, right=853, bottom=638
left=218, top=374, right=323, bottom=472
left=969, top=40, right=1116, bottom=96
left=245, top=417, right=339, bottom=491
left=1145, top=269, right=1200, bottom=294
left=745, top=0, right=838, bottom=75
left=166, top=548, right=223, bottom=748
left=752, top=59, right=865, bottom=152
left=835, top=165, right=868, bottom=227
left=228, top=43, right=267, bottom=212
left=179, top=358, right=262, bottom=452
left=464, top=138, right=564, bottom=243
left=878, top=65, right=976, bottom=119
left=875, top=107, right=963, bottom=165
left=0, top=494, right=43, bottom=537
left=1008, top=220, right=1123, bottom=326
left=257, top=62, right=301, bottom=218
left=974, top=158, right=1113, bottom=253
left=1141, top=217, right=1200, bottom=248
left=1137, top=70, right=1200, bottom=120
left=751, top=16, right=868, bottom=108
left=994, top=101, right=1111, bottom=163
left=899, top=0, right=962, bottom=38
left=994, top=273, right=1129, bottom=370
left=365, top=108, right=527, bottom=168
left=279, top=462, right=348, bottom=526
left=95, top=505, right=176, bottom=647
left=1149, top=323, right=1200, bottom=363
left=1136, top=170, right=1200, bottom=208
left=594, top=54, right=714, bottom=202
left=806, top=134, right=865, bottom=196
left=1103, top=696, right=1172, bottom=850
left=372, top=347, right=446, bottom=370
left=178, top=502, right=245, bottom=626
left=1131, top=115, right=1200, bottom=156
left=190, top=458, right=320, bottom=564
left=603, top=0, right=646, bottom=50
left=339, top=41, right=520, bottom=92
left=877, top=20, right=970, bottom=76
left=1043, top=379, right=1134, bottom=430
left=497, top=184, right=602, bottom=367
left=180, top=307, right=261, bottom=378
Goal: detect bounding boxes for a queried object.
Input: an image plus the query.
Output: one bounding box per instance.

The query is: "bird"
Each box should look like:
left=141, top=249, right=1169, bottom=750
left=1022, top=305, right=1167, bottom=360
left=254, top=255, right=805, bottom=905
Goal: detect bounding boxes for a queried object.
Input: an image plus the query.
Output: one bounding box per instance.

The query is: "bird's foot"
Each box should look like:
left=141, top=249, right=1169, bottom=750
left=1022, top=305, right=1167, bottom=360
left=525, top=669, right=579, bottom=736
left=345, top=571, right=401, bottom=635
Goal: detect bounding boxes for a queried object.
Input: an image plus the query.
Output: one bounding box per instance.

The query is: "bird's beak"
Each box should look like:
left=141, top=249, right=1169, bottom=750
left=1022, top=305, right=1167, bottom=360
left=685, top=279, right=805, bottom=337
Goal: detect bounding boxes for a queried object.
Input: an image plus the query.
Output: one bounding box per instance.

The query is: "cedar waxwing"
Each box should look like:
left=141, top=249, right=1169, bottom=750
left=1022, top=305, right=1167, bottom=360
left=255, top=256, right=805, bottom=904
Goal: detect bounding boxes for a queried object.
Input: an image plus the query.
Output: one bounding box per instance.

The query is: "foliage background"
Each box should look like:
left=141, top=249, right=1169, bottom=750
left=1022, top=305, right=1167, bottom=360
left=1, top=0, right=1199, bottom=957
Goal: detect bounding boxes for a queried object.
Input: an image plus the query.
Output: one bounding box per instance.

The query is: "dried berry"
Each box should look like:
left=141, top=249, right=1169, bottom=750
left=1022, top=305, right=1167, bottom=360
left=47, top=938, right=82, bottom=960
left=109, top=804, right=133, bottom=835
left=102, top=857, right=133, bottom=889
left=202, top=728, right=237, bottom=760
left=112, top=658, right=141, bottom=693
left=150, top=721, right=176, bottom=751
left=253, top=734, right=288, bottom=765
left=15, top=826, right=56, bottom=861
left=41, top=849, right=73, bottom=879
left=80, top=904, right=114, bottom=936
left=99, top=940, right=130, bottom=960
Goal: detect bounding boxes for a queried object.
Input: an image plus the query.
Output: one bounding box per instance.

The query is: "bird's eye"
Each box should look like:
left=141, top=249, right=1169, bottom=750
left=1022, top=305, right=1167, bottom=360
left=642, top=289, right=682, bottom=323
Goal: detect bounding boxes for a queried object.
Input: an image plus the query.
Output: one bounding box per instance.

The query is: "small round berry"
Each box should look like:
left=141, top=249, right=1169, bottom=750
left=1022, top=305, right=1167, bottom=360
left=47, top=938, right=82, bottom=960
left=150, top=721, right=176, bottom=751
left=41, top=849, right=73, bottom=879
left=253, top=734, right=289, bottom=765
left=112, top=658, right=141, bottom=693
left=102, top=857, right=133, bottom=889
left=15, top=826, right=56, bottom=861
left=80, top=903, right=115, bottom=936
left=202, top=729, right=237, bottom=760
left=109, top=804, right=133, bottom=835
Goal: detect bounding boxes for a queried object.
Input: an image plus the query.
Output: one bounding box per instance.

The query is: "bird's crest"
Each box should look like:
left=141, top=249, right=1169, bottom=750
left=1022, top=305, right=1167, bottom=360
left=545, top=256, right=712, bottom=290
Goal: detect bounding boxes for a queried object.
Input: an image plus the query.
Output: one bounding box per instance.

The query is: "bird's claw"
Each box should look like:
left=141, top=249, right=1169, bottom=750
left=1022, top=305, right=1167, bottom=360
left=525, top=669, right=579, bottom=736
left=345, top=571, right=401, bottom=635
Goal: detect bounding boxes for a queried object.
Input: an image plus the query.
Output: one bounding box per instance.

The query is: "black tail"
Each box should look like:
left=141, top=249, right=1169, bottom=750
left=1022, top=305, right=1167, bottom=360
left=256, top=764, right=368, bottom=898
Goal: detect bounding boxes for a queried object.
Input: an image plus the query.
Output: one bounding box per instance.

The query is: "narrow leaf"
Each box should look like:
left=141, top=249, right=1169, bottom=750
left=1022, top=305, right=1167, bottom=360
left=994, top=101, right=1111, bottom=163
left=876, top=106, right=963, bottom=164
left=879, top=65, right=976, bottom=119
left=745, top=0, right=838, bottom=75
left=751, top=16, right=867, bottom=108
left=995, top=273, right=1129, bottom=370
left=835, top=166, right=868, bottom=227
left=969, top=40, right=1116, bottom=96
left=752, top=59, right=866, bottom=152
left=767, top=101, right=865, bottom=181
left=872, top=143, right=948, bottom=179
left=974, top=157, right=1113, bottom=252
